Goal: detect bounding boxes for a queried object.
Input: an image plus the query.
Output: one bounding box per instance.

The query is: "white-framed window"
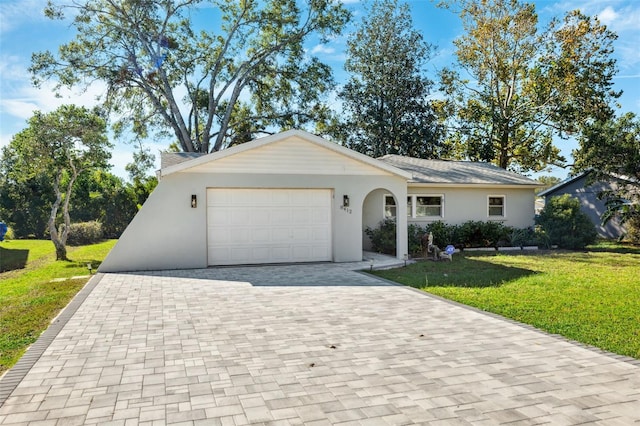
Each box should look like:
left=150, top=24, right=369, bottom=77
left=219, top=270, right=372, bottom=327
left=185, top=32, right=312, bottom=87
left=415, top=195, right=443, bottom=218
left=488, top=195, right=505, bottom=217
left=386, top=194, right=444, bottom=219
left=384, top=195, right=397, bottom=218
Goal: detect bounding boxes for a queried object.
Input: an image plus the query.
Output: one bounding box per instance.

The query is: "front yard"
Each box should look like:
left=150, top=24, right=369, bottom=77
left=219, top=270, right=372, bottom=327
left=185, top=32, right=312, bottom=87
left=0, top=239, right=116, bottom=376
left=373, top=242, right=640, bottom=359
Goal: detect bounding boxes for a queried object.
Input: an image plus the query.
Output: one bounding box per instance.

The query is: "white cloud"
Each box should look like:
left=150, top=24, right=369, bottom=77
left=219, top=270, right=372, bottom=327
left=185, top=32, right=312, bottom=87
left=0, top=0, right=48, bottom=34
left=598, top=6, right=619, bottom=25
left=311, top=44, right=336, bottom=55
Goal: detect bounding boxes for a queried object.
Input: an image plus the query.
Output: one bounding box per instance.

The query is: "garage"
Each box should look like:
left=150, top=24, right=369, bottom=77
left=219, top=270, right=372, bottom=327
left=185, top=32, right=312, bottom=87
left=207, top=188, right=332, bottom=265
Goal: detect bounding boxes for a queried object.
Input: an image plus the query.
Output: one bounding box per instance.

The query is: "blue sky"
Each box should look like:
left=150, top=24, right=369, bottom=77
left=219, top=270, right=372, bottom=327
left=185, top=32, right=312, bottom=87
left=1, top=0, right=639, bottom=180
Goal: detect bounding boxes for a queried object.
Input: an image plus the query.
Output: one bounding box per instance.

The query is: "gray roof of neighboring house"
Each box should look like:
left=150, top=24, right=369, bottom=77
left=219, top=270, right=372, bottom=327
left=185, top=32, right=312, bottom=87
left=377, top=155, right=541, bottom=186
left=160, top=152, right=205, bottom=169
left=537, top=171, right=590, bottom=197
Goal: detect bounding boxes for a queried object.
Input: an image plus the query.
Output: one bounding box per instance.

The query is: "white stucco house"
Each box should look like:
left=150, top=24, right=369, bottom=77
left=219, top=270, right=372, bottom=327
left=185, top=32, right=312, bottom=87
left=99, top=130, right=541, bottom=272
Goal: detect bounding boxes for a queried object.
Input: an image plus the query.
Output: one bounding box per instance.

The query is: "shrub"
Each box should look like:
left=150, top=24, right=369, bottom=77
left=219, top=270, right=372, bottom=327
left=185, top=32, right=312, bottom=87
left=64, top=221, right=104, bottom=246
left=624, top=215, right=640, bottom=244
left=536, top=194, right=597, bottom=249
left=365, top=218, right=396, bottom=255
left=407, top=224, right=426, bottom=257
left=423, top=221, right=460, bottom=248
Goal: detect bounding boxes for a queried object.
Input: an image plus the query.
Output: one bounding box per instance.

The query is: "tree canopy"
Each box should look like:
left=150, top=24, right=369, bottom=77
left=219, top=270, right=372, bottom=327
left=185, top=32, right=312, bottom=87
left=3, top=105, right=112, bottom=259
left=574, top=112, right=640, bottom=225
left=438, top=0, right=620, bottom=172
left=332, top=0, right=445, bottom=158
left=31, top=0, right=350, bottom=153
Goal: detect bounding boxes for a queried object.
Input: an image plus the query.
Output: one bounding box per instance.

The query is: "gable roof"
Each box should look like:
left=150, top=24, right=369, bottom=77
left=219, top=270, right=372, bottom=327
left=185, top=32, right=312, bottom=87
left=160, top=130, right=412, bottom=179
left=537, top=171, right=590, bottom=197
left=378, top=155, right=541, bottom=187
left=160, top=152, right=205, bottom=169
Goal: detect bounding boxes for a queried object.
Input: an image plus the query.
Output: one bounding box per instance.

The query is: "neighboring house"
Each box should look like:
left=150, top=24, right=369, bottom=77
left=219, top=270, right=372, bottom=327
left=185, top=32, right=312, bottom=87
left=538, top=171, right=626, bottom=239
left=99, top=130, right=541, bottom=272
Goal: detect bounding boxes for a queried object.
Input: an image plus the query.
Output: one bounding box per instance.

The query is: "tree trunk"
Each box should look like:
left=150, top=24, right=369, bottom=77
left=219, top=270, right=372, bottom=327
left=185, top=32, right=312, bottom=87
left=48, top=171, right=69, bottom=261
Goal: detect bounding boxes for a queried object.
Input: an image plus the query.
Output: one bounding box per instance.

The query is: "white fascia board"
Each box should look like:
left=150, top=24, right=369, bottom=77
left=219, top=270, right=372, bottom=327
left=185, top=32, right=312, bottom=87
left=161, top=129, right=412, bottom=180
left=408, top=182, right=542, bottom=189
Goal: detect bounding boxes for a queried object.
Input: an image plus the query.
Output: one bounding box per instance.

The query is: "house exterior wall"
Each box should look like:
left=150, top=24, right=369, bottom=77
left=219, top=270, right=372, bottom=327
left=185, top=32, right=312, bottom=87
left=406, top=186, right=537, bottom=229
left=99, top=171, right=408, bottom=272
left=542, top=176, right=626, bottom=239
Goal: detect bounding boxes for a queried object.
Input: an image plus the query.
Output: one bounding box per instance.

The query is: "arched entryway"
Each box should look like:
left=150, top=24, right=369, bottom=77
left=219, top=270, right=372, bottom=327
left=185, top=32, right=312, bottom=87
left=362, top=188, right=407, bottom=259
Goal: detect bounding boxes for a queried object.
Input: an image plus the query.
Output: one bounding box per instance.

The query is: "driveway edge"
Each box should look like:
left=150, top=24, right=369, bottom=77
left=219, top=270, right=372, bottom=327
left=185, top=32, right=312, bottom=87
left=0, top=273, right=104, bottom=407
left=358, top=270, right=640, bottom=368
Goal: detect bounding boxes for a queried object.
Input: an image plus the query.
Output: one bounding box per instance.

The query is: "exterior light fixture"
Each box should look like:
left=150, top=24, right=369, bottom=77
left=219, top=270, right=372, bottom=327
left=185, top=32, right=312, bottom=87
left=343, top=195, right=350, bottom=207
left=191, top=194, right=197, bottom=208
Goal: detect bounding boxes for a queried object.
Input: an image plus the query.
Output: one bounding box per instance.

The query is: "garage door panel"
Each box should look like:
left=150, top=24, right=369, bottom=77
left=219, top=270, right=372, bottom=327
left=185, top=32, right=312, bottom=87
left=207, top=188, right=332, bottom=265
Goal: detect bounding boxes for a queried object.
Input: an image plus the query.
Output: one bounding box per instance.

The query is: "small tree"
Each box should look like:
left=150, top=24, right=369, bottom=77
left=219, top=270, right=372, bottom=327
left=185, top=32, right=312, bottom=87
left=8, top=105, right=112, bottom=260
left=536, top=194, right=597, bottom=249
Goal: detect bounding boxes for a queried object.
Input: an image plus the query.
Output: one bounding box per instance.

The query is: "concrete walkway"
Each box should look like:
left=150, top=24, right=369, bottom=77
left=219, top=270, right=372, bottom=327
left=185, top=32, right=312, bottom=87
left=1, top=264, right=639, bottom=425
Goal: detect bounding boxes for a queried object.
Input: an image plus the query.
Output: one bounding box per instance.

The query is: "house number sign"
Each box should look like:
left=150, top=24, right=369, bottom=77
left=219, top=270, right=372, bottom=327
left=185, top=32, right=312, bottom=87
left=340, top=205, right=352, bottom=214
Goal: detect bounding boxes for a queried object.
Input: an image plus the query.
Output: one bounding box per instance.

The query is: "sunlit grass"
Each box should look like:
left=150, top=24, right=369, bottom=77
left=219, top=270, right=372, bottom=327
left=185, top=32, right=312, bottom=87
left=373, top=243, right=640, bottom=359
left=0, top=239, right=116, bottom=375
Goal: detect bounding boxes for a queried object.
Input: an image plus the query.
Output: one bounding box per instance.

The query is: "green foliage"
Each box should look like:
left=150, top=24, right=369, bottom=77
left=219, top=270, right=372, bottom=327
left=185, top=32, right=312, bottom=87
left=438, top=0, right=619, bottom=172
left=332, top=0, right=446, bottom=158
left=373, top=244, right=640, bottom=359
left=574, top=112, right=640, bottom=226
left=365, top=218, right=397, bottom=255
left=31, top=0, right=350, bottom=153
left=536, top=194, right=598, bottom=249
left=0, top=149, right=54, bottom=238
left=372, top=219, right=537, bottom=256
left=64, top=221, right=104, bottom=246
left=624, top=216, right=640, bottom=244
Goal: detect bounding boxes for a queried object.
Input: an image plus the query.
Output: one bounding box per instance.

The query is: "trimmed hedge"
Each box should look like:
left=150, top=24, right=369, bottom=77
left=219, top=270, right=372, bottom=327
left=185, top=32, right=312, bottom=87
left=65, top=221, right=104, bottom=246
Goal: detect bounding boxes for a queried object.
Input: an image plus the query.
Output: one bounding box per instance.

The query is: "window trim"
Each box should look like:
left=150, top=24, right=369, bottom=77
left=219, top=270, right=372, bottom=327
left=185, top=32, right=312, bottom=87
left=386, top=194, right=444, bottom=219
left=488, top=195, right=506, bottom=218
left=384, top=195, right=397, bottom=218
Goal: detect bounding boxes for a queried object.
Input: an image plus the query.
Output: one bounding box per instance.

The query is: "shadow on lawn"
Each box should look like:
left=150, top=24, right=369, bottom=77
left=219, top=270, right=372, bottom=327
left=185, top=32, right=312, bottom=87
left=64, top=259, right=104, bottom=271
left=0, top=245, right=29, bottom=272
left=587, top=243, right=640, bottom=255
left=375, top=254, right=537, bottom=288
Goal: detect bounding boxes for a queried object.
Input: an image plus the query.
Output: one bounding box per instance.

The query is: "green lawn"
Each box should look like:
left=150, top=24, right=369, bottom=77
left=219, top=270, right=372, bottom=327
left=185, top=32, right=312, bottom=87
left=0, top=239, right=116, bottom=376
left=373, top=243, right=640, bottom=359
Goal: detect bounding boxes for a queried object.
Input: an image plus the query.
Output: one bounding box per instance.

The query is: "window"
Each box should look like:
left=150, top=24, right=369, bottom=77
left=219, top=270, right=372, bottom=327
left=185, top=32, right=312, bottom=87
left=415, top=196, right=442, bottom=217
left=384, top=195, right=396, bottom=218
left=386, top=194, right=444, bottom=218
left=488, top=196, right=505, bottom=217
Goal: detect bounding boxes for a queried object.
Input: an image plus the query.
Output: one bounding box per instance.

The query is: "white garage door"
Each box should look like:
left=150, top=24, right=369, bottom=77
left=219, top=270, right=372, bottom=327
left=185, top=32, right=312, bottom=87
left=207, top=188, right=332, bottom=266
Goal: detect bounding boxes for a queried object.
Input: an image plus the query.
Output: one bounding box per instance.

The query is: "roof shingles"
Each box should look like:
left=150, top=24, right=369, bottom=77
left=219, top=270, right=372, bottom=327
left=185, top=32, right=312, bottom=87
left=378, top=155, right=541, bottom=186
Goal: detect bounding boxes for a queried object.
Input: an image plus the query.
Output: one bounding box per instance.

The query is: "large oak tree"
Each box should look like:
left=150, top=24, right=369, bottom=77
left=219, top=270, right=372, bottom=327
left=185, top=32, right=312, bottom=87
left=31, top=0, right=350, bottom=153
left=438, top=0, right=620, bottom=172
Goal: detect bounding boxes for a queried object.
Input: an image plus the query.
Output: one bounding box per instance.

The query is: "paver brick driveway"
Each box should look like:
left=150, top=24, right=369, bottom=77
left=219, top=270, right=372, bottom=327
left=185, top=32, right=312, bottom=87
left=1, top=265, right=639, bottom=425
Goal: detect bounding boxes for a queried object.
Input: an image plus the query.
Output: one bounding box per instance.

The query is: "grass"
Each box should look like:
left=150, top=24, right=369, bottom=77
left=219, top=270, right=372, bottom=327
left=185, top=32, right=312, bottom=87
left=373, top=242, right=640, bottom=359
left=0, top=239, right=116, bottom=376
